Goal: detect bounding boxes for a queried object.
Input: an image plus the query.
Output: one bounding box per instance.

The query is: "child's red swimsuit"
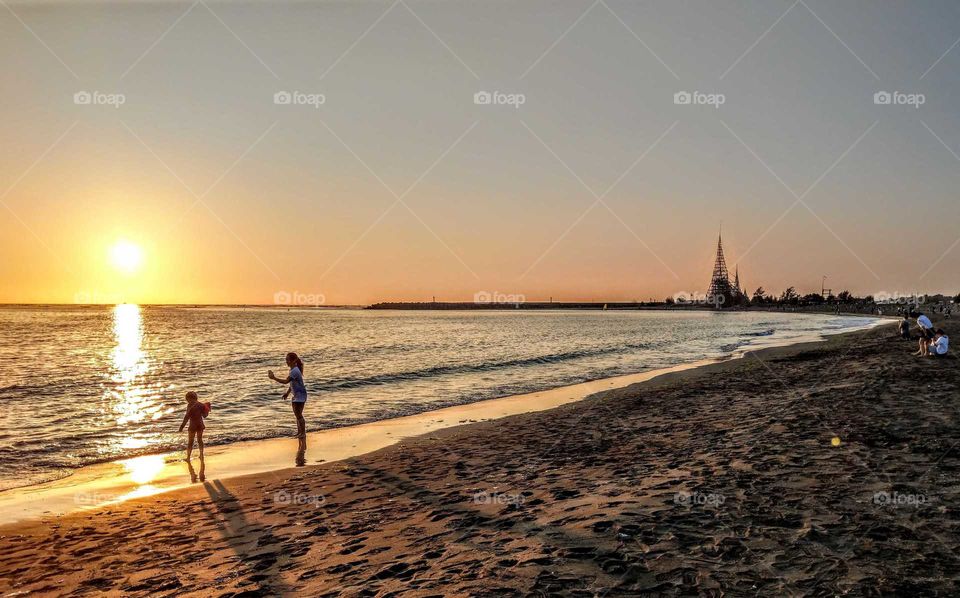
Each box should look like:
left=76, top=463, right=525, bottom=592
left=187, top=403, right=205, bottom=432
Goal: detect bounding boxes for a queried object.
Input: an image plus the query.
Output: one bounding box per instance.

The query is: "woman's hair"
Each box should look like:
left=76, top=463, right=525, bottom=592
left=185, top=391, right=198, bottom=402
left=287, top=352, right=304, bottom=373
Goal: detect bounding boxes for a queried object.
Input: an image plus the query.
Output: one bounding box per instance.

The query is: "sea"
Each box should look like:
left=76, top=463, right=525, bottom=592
left=0, top=305, right=881, bottom=491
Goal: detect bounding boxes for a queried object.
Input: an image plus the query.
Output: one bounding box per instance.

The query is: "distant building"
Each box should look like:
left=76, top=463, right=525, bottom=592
left=707, top=230, right=745, bottom=307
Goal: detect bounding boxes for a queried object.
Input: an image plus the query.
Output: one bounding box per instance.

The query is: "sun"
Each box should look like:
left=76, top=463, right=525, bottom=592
left=109, top=241, right=144, bottom=274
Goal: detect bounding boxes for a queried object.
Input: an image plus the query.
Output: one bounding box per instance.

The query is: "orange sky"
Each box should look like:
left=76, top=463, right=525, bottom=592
left=2, top=1, right=958, bottom=305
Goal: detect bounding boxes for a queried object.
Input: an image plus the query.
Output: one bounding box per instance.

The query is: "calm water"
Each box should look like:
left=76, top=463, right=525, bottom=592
left=0, top=306, right=878, bottom=490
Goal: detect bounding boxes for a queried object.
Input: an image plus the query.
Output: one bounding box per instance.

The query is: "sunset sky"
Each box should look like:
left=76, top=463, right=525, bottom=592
left=1, top=0, right=959, bottom=305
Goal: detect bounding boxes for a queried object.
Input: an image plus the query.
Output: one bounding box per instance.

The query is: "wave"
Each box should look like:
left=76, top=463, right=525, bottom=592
left=308, top=343, right=654, bottom=391
left=0, top=362, right=659, bottom=482
left=742, top=328, right=775, bottom=337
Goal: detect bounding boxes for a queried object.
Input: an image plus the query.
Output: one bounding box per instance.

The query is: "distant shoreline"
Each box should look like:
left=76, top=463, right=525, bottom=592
left=0, top=301, right=948, bottom=318
left=0, top=302, right=912, bottom=320
left=364, top=302, right=904, bottom=318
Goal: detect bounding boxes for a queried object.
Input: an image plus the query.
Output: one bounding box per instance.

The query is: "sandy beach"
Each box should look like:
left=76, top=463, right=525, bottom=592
left=0, top=360, right=722, bottom=525
left=2, top=318, right=958, bottom=596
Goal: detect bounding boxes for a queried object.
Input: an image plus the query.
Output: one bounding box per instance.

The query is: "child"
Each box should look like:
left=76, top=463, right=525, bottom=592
left=268, top=352, right=307, bottom=439
left=898, top=316, right=911, bottom=340
left=178, top=391, right=210, bottom=462
left=931, top=329, right=950, bottom=358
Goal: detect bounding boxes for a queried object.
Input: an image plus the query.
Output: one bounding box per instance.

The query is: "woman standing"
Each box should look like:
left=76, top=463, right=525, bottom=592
left=268, top=352, right=307, bottom=438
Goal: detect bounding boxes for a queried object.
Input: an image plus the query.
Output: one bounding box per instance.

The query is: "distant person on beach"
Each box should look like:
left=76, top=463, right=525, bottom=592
left=931, top=329, right=950, bottom=358
left=898, top=316, right=911, bottom=339
left=178, top=391, right=208, bottom=464
left=915, top=313, right=935, bottom=356
left=268, top=352, right=307, bottom=439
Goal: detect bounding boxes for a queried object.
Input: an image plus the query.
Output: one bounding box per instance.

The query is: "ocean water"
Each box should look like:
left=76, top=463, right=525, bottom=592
left=0, top=306, right=879, bottom=491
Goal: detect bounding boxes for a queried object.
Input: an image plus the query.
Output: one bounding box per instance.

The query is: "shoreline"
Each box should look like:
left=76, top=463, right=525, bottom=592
left=0, top=316, right=888, bottom=526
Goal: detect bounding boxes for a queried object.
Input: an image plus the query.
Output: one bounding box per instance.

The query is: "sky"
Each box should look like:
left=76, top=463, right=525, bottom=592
left=1, top=0, right=959, bottom=305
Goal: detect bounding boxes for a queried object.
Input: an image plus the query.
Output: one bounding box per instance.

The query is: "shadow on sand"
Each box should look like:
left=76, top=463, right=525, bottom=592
left=203, top=479, right=293, bottom=596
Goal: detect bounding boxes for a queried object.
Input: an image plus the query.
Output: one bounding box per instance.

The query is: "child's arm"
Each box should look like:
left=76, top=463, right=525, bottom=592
left=178, top=411, right=189, bottom=432
left=282, top=385, right=291, bottom=400
left=268, top=370, right=292, bottom=384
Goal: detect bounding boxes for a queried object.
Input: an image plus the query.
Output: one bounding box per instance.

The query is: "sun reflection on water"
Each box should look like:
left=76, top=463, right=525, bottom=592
left=112, top=304, right=145, bottom=382
left=108, top=304, right=165, bottom=427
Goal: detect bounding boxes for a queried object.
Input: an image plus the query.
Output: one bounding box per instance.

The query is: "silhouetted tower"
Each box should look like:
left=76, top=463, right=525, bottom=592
left=707, top=230, right=734, bottom=306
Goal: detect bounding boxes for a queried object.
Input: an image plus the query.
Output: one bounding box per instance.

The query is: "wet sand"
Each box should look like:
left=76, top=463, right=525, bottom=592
left=4, top=318, right=959, bottom=596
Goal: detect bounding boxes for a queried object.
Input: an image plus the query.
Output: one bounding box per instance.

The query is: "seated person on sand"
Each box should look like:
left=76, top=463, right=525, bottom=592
left=915, top=313, right=935, bottom=356
left=898, top=316, right=911, bottom=339
left=930, top=329, right=949, bottom=358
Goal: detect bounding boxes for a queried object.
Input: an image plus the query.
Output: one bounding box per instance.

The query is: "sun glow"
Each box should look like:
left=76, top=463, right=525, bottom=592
left=109, top=241, right=143, bottom=274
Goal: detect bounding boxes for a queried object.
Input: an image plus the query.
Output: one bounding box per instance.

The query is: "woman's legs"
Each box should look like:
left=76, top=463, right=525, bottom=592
left=292, top=402, right=306, bottom=438
left=197, top=429, right=205, bottom=462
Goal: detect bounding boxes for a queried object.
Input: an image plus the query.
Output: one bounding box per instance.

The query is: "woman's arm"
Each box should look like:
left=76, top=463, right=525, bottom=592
left=178, top=412, right=189, bottom=432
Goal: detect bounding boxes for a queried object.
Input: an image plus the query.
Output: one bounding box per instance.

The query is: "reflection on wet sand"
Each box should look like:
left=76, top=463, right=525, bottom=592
left=296, top=437, right=307, bottom=467
left=187, top=458, right=206, bottom=483
left=122, top=454, right=165, bottom=485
